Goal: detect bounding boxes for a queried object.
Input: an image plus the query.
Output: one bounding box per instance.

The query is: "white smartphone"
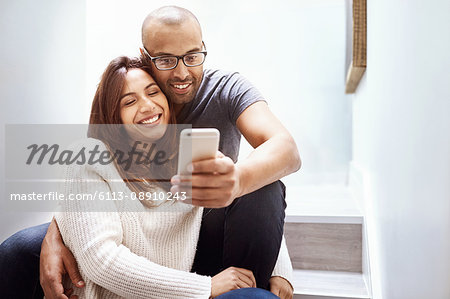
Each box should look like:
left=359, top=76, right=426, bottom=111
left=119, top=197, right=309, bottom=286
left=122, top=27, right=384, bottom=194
left=177, top=128, right=220, bottom=175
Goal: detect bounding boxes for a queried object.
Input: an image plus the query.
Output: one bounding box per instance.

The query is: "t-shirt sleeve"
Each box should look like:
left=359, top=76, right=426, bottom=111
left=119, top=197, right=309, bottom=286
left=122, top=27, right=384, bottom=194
left=219, top=72, right=266, bottom=124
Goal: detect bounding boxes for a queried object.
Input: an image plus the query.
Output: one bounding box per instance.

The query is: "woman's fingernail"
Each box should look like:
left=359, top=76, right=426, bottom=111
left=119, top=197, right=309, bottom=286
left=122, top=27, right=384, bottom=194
left=77, top=281, right=85, bottom=287
left=171, top=176, right=180, bottom=184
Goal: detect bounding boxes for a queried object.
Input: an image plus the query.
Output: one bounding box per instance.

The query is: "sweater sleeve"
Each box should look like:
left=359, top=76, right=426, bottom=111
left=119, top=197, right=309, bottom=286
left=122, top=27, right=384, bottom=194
left=54, top=142, right=211, bottom=299
left=271, top=235, right=293, bottom=285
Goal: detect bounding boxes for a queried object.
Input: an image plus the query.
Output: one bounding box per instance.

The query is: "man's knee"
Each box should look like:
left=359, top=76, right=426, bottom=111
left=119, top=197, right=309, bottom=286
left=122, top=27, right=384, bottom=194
left=248, top=180, right=285, bottom=198
left=0, top=223, right=49, bottom=260
left=257, top=180, right=286, bottom=212
left=224, top=180, right=286, bottom=248
left=229, top=180, right=286, bottom=222
left=0, top=223, right=48, bottom=298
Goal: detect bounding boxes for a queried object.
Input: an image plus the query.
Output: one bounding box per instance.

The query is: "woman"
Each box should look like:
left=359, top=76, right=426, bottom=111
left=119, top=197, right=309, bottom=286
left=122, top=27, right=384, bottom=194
left=55, top=56, right=280, bottom=298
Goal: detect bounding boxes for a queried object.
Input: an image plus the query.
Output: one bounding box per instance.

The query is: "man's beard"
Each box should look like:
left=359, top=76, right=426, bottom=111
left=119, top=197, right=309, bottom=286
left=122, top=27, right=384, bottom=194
left=163, top=77, right=198, bottom=105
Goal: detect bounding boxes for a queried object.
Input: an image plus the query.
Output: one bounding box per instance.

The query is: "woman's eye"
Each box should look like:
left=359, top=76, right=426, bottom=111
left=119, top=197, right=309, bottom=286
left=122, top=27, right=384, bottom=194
left=124, top=99, right=136, bottom=106
left=148, top=91, right=159, bottom=96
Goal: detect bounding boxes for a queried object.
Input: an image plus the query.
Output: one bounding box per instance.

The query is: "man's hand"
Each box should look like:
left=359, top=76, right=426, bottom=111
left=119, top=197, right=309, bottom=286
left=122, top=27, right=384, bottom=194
left=269, top=276, right=293, bottom=299
left=210, top=267, right=256, bottom=298
left=40, top=218, right=84, bottom=299
left=171, top=152, right=241, bottom=208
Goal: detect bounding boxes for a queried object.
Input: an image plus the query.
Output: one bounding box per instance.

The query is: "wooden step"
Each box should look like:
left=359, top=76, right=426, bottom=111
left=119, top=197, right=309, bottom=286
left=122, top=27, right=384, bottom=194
left=292, top=269, right=370, bottom=299
left=284, top=185, right=363, bottom=272
left=284, top=222, right=362, bottom=272
left=285, top=185, right=363, bottom=223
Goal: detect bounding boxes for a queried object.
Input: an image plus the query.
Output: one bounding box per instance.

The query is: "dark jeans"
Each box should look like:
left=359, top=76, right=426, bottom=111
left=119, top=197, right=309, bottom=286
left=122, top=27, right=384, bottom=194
left=0, top=222, right=48, bottom=299
left=191, top=180, right=286, bottom=290
left=216, top=288, right=280, bottom=298
left=0, top=181, right=286, bottom=298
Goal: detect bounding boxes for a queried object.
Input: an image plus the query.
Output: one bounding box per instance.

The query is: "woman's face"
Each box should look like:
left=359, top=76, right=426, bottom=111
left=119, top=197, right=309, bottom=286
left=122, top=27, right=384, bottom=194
left=120, top=68, right=170, bottom=141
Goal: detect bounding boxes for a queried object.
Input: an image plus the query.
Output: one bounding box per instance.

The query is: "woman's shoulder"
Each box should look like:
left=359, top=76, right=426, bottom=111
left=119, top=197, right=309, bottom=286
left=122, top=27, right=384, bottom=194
left=66, top=137, right=109, bottom=152
left=63, top=138, right=121, bottom=178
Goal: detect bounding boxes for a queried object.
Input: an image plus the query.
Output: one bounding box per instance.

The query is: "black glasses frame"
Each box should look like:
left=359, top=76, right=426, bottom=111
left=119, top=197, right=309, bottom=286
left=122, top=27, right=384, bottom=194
left=141, top=42, right=207, bottom=71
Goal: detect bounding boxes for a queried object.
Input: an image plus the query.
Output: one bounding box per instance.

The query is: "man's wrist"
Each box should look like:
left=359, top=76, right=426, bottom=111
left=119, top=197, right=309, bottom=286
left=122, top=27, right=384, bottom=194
left=45, top=217, right=63, bottom=242
left=234, top=164, right=248, bottom=198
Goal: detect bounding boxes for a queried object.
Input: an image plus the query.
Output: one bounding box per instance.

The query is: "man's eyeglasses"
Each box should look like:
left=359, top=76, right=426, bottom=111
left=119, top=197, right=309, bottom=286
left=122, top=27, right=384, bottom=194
left=141, top=43, right=207, bottom=71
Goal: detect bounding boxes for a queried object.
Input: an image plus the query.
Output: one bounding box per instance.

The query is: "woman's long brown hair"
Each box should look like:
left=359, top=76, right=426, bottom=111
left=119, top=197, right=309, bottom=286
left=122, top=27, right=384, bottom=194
left=88, top=56, right=177, bottom=194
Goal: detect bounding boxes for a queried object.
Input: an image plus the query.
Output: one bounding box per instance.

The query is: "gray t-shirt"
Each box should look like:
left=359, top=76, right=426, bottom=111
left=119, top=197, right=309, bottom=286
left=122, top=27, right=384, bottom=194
left=176, top=69, right=264, bottom=162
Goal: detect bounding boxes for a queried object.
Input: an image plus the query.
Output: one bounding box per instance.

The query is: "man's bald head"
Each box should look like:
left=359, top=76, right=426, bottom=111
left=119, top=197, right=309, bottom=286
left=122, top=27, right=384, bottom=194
left=142, top=6, right=202, bottom=44
left=140, top=6, right=205, bottom=108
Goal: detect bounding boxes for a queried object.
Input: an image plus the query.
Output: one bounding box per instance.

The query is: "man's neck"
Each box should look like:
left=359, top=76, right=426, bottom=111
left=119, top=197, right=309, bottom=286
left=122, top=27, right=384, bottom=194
left=174, top=103, right=185, bottom=117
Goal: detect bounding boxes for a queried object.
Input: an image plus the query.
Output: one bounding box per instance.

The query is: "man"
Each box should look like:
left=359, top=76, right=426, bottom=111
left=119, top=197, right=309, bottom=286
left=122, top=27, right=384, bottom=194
left=0, top=6, right=300, bottom=299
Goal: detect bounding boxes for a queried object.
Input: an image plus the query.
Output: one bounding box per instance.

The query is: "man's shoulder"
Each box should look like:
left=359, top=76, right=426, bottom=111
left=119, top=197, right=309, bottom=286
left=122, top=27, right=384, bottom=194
left=204, top=68, right=238, bottom=77
left=203, top=69, right=242, bottom=82
left=201, top=69, right=254, bottom=92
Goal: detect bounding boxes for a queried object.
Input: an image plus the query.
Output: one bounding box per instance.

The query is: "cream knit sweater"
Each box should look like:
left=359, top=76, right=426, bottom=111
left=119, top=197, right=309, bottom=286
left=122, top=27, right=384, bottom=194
left=55, top=139, right=292, bottom=299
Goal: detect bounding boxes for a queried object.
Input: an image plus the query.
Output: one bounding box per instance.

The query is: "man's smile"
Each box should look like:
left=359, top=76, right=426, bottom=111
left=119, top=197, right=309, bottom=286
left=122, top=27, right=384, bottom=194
left=170, top=82, right=192, bottom=94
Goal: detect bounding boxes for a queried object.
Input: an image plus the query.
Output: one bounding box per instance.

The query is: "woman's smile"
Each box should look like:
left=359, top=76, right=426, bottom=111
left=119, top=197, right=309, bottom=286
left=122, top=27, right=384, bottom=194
left=138, top=113, right=162, bottom=126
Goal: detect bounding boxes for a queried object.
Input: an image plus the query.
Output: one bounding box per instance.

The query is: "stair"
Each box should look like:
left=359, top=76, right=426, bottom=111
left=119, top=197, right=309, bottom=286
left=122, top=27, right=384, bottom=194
left=292, top=270, right=369, bottom=299
left=284, top=185, right=370, bottom=299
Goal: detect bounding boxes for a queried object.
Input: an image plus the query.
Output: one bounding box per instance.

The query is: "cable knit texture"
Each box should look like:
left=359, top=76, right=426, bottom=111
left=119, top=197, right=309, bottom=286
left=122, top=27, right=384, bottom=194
left=54, top=138, right=292, bottom=298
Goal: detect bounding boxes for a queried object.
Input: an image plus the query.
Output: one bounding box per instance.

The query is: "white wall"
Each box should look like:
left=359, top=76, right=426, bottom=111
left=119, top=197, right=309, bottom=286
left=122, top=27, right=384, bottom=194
left=351, top=0, right=450, bottom=298
left=0, top=0, right=86, bottom=242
